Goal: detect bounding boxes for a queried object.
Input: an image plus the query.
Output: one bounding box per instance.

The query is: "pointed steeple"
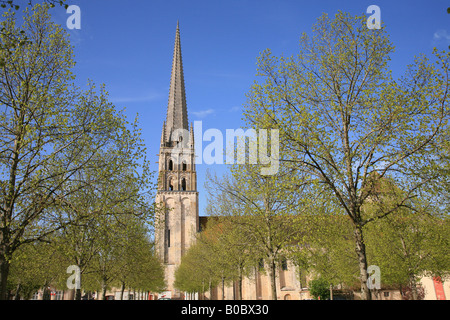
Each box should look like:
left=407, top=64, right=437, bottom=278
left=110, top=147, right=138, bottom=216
left=155, top=23, right=199, bottom=300
left=165, top=21, right=188, bottom=143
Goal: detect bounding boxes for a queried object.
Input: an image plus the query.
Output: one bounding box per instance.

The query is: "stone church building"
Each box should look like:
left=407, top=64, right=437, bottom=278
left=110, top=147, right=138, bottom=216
left=153, top=22, right=316, bottom=301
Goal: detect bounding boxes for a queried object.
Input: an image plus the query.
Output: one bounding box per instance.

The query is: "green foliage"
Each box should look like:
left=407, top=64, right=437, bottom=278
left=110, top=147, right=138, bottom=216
left=309, top=278, right=330, bottom=300
left=113, top=217, right=165, bottom=295
left=242, top=10, right=450, bottom=299
left=8, top=241, right=65, bottom=299
left=292, top=212, right=360, bottom=288
left=174, top=232, right=220, bottom=294
left=0, top=4, right=160, bottom=299
left=8, top=213, right=165, bottom=299
left=204, top=161, right=312, bottom=300
left=365, top=202, right=450, bottom=289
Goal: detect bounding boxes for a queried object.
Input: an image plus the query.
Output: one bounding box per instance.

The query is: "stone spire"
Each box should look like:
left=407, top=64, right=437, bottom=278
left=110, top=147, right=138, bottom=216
left=155, top=22, right=199, bottom=300
left=165, top=21, right=188, bottom=143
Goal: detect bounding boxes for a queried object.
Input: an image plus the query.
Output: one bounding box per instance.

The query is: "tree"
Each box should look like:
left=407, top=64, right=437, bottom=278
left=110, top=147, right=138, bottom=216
left=124, top=243, right=165, bottom=299
left=0, top=4, right=152, bottom=299
left=7, top=240, right=65, bottom=299
left=174, top=233, right=221, bottom=298
left=175, top=216, right=251, bottom=300
left=243, top=12, right=449, bottom=299
left=112, top=217, right=164, bottom=300
left=291, top=211, right=360, bottom=291
left=199, top=216, right=258, bottom=300
left=205, top=162, right=312, bottom=300
left=52, top=163, right=154, bottom=299
left=309, top=278, right=330, bottom=300
left=0, top=1, right=68, bottom=67
left=194, top=220, right=233, bottom=300
left=365, top=201, right=449, bottom=300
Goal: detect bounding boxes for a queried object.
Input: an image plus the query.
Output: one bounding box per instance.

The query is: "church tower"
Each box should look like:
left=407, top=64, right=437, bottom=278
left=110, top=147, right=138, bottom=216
left=155, top=22, right=199, bottom=299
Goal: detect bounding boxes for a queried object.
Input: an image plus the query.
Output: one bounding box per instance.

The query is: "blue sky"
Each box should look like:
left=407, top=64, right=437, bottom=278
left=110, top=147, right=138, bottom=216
left=44, top=0, right=450, bottom=216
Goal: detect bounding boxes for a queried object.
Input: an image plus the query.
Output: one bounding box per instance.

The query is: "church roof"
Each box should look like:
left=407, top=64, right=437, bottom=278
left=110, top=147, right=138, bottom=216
left=165, top=21, right=189, bottom=142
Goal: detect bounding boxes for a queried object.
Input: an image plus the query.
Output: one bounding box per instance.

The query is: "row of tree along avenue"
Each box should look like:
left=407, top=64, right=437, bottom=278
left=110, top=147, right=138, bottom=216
left=0, top=4, right=165, bottom=299
left=174, top=12, right=449, bottom=300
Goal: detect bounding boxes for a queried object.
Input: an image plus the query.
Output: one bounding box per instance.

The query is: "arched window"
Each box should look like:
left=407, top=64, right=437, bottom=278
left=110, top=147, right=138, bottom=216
left=258, top=258, right=264, bottom=271
left=281, top=258, right=288, bottom=271
left=168, top=178, right=174, bottom=191
left=181, top=178, right=186, bottom=191
left=168, top=159, right=173, bottom=171
left=182, top=161, right=187, bottom=171
left=167, top=229, right=171, bottom=247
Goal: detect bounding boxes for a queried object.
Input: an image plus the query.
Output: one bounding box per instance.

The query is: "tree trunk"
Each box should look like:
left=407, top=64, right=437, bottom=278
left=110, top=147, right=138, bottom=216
left=14, top=283, right=21, bottom=300
left=120, top=281, right=125, bottom=300
left=208, top=279, right=212, bottom=300
left=102, top=278, right=107, bottom=300
left=268, top=254, right=277, bottom=300
left=74, top=260, right=82, bottom=300
left=43, top=283, right=51, bottom=300
left=409, top=274, right=418, bottom=300
left=75, top=288, right=82, bottom=300
left=238, top=272, right=243, bottom=300
left=0, top=251, right=10, bottom=300
left=354, top=225, right=371, bottom=300
left=1, top=110, right=23, bottom=301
